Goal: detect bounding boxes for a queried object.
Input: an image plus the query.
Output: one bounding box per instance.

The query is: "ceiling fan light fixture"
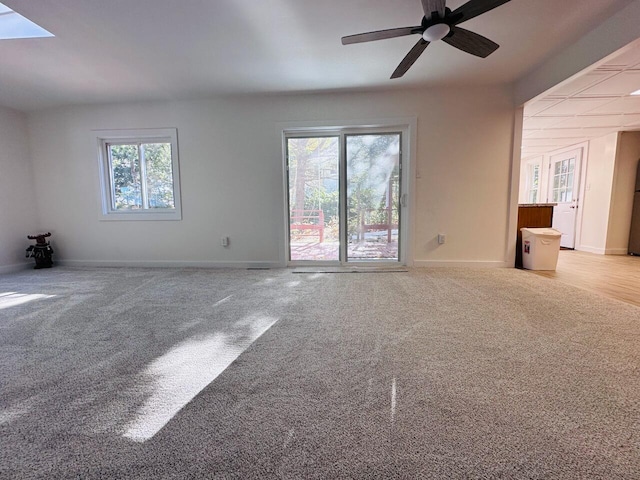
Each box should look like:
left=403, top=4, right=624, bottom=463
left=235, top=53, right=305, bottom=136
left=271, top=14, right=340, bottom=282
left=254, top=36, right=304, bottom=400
left=422, top=23, right=450, bottom=42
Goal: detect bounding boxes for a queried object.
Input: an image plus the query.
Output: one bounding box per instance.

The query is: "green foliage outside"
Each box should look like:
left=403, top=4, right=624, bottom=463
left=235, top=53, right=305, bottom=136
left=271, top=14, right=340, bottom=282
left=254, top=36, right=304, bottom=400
left=288, top=135, right=400, bottom=241
left=109, top=143, right=174, bottom=210
left=346, top=135, right=400, bottom=238
left=288, top=137, right=340, bottom=238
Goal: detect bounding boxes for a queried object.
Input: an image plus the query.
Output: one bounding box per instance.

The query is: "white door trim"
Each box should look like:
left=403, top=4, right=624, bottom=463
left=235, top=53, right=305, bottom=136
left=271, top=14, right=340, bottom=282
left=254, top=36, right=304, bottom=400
left=278, top=117, right=416, bottom=267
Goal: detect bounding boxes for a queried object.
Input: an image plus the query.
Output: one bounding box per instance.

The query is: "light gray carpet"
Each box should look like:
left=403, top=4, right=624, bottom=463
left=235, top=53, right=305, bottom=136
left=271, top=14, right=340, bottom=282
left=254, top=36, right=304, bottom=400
left=0, top=266, right=639, bottom=479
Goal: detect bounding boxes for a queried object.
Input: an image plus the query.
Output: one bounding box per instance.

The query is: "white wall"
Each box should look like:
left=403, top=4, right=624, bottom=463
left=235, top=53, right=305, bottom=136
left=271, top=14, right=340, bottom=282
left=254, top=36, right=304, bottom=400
left=607, top=131, right=640, bottom=253
left=579, top=133, right=618, bottom=253
left=0, top=106, right=39, bottom=273
left=578, top=131, right=640, bottom=254
left=26, top=87, right=515, bottom=268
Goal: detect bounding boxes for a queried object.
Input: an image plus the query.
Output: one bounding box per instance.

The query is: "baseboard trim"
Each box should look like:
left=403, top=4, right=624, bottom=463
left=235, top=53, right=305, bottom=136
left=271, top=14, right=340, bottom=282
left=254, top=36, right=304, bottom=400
left=0, top=263, right=31, bottom=274
left=413, top=260, right=509, bottom=268
left=604, top=248, right=629, bottom=255
left=31, top=259, right=512, bottom=270
left=56, top=260, right=284, bottom=269
left=576, top=246, right=606, bottom=255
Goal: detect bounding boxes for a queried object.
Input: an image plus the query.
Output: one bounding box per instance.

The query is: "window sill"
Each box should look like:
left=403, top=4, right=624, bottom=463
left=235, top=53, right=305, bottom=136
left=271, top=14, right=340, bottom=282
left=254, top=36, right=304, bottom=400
left=100, top=211, right=182, bottom=221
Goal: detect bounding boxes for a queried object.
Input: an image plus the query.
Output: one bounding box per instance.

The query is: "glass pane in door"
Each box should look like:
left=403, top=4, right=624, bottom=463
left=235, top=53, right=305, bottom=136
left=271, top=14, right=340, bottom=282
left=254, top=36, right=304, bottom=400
left=287, top=137, right=340, bottom=261
left=346, top=134, right=401, bottom=261
left=552, top=157, right=576, bottom=203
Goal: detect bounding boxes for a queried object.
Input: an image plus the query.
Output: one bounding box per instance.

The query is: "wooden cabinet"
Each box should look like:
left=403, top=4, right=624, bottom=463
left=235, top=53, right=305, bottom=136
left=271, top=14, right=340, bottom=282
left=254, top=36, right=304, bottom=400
left=516, top=204, right=555, bottom=268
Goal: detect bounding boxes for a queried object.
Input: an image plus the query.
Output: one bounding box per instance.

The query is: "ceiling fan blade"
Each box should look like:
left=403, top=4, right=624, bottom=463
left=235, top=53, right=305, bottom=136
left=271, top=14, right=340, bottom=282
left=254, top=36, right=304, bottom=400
left=421, top=0, right=446, bottom=20
left=342, top=26, right=421, bottom=45
left=449, top=0, right=511, bottom=25
left=391, top=39, right=430, bottom=79
left=442, top=26, right=499, bottom=57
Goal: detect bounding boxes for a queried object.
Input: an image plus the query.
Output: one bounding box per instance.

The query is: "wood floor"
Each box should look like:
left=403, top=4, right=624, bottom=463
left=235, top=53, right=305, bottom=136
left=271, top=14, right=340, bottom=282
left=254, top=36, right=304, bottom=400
left=527, top=250, right=640, bottom=308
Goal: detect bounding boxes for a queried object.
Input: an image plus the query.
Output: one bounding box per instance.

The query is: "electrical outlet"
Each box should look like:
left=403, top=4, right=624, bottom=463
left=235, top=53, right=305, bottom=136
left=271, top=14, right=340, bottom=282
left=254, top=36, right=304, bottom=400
left=221, top=236, right=229, bottom=247
left=438, top=234, right=446, bottom=245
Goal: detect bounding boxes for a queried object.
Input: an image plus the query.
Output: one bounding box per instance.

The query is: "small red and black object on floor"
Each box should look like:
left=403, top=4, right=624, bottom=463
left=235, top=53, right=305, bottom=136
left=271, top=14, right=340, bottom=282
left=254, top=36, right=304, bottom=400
left=25, top=232, right=54, bottom=269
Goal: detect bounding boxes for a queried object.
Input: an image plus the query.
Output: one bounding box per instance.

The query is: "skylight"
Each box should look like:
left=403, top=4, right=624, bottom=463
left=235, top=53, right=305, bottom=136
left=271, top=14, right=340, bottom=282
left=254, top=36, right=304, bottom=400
left=0, top=2, right=53, bottom=39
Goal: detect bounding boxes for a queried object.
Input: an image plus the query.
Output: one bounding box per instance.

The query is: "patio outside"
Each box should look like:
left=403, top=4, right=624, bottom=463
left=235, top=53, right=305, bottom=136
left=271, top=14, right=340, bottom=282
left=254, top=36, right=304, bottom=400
left=290, top=233, right=399, bottom=261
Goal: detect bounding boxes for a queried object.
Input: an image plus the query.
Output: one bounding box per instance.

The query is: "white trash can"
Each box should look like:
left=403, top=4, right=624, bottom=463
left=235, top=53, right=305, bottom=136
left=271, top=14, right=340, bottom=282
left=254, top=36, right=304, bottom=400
left=521, top=227, right=562, bottom=270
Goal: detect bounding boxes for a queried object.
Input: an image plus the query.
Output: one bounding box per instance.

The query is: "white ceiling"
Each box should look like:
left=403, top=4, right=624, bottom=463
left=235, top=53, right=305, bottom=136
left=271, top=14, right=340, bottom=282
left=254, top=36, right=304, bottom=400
left=522, top=39, right=640, bottom=158
left=0, top=0, right=635, bottom=112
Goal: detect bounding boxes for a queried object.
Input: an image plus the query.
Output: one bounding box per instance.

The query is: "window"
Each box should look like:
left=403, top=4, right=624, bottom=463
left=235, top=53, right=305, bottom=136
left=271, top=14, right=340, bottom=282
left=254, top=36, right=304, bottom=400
left=526, top=162, right=540, bottom=203
left=96, top=129, right=181, bottom=220
left=0, top=2, right=54, bottom=40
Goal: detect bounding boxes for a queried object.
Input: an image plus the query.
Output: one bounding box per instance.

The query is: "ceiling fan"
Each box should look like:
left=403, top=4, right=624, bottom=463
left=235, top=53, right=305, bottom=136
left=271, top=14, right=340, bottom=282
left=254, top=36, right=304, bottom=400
left=341, top=0, right=512, bottom=79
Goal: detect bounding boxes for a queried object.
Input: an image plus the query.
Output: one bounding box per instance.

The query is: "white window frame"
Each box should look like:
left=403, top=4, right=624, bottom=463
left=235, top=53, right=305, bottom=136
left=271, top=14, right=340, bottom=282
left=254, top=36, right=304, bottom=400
left=95, top=128, right=182, bottom=221
left=525, top=159, right=541, bottom=204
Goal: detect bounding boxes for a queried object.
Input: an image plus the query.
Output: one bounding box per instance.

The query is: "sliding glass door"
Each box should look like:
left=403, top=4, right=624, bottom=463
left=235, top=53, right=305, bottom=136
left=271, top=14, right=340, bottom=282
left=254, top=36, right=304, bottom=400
left=346, top=134, right=400, bottom=261
left=286, top=130, right=403, bottom=264
left=287, top=137, right=340, bottom=262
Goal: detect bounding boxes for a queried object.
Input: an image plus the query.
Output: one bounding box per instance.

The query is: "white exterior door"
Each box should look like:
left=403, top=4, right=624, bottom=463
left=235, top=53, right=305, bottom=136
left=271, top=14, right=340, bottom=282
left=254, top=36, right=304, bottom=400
left=548, top=148, right=582, bottom=248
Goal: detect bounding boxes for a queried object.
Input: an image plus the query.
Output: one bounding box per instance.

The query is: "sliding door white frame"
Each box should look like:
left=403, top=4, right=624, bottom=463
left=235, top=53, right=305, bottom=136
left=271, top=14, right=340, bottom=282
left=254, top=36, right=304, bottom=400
left=279, top=117, right=416, bottom=267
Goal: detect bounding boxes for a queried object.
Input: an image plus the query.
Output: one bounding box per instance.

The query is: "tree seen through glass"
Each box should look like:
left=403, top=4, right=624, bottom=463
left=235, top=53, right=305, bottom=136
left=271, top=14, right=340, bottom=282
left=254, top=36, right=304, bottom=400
left=108, top=143, right=174, bottom=210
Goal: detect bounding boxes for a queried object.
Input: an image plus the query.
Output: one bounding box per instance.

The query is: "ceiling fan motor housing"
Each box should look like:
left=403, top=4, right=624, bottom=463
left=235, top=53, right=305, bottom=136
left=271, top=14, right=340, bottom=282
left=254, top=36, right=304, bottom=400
left=422, top=23, right=451, bottom=42
left=420, top=7, right=454, bottom=42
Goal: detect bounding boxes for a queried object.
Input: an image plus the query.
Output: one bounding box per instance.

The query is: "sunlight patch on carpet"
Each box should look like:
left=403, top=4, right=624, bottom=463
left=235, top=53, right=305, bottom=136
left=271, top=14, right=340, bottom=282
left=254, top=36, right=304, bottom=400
left=0, top=406, right=29, bottom=425
left=391, top=378, right=397, bottom=424
left=123, top=314, right=278, bottom=442
left=0, top=292, right=56, bottom=310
